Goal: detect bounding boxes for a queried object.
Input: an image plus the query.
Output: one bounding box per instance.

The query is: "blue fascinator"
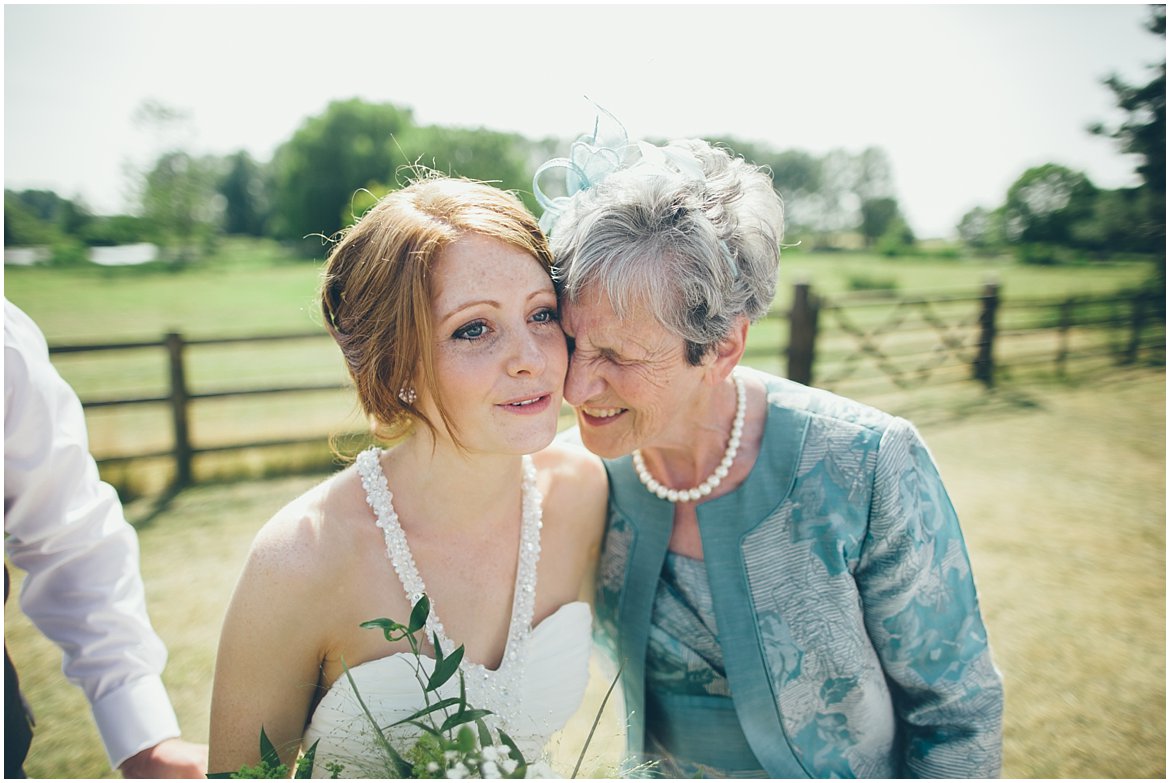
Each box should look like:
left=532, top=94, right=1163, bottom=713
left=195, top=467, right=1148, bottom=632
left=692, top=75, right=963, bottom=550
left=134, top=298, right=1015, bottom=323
left=532, top=104, right=709, bottom=236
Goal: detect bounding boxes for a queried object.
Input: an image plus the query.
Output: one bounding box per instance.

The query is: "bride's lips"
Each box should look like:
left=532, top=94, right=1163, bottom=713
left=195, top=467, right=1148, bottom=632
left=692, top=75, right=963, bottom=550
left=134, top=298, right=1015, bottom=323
left=495, top=393, right=554, bottom=415
left=578, top=405, right=627, bottom=427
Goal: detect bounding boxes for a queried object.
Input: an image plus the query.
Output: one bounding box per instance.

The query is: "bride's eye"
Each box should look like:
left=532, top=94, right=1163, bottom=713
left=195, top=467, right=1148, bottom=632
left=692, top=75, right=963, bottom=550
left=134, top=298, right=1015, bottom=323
left=531, top=307, right=558, bottom=324
left=453, top=320, right=488, bottom=340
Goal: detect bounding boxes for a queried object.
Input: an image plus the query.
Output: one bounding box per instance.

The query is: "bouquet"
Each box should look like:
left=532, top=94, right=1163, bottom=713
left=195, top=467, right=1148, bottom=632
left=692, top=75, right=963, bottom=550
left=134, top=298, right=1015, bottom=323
left=212, top=594, right=618, bottom=778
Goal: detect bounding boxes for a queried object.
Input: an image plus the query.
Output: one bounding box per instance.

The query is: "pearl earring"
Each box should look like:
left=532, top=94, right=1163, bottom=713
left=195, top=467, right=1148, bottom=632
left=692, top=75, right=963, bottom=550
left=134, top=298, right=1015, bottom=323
left=398, top=387, right=416, bottom=405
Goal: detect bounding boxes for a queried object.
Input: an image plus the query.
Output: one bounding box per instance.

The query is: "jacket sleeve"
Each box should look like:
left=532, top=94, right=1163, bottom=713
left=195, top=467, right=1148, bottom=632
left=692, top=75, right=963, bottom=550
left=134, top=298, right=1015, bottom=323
left=4, top=301, right=180, bottom=769
left=856, top=416, right=1004, bottom=777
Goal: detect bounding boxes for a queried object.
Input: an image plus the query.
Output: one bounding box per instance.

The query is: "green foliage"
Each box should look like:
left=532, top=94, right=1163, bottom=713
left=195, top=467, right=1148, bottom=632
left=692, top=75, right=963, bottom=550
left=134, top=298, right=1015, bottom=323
left=4, top=190, right=62, bottom=247
left=216, top=595, right=528, bottom=779
left=270, top=98, right=414, bottom=245
left=957, top=206, right=1005, bottom=253
left=207, top=729, right=330, bottom=779
left=47, top=238, right=92, bottom=266
left=338, top=184, right=394, bottom=234
left=140, top=150, right=223, bottom=263
left=219, top=151, right=271, bottom=237
left=961, top=10, right=1164, bottom=268
left=395, top=125, right=538, bottom=214
left=1014, top=242, right=1064, bottom=266
left=860, top=197, right=909, bottom=249
left=78, top=215, right=153, bottom=247
left=1002, top=164, right=1098, bottom=247
left=1088, top=5, right=1165, bottom=258
left=845, top=271, right=899, bottom=292
left=875, top=214, right=916, bottom=257
left=3, top=189, right=100, bottom=250
left=712, top=139, right=905, bottom=245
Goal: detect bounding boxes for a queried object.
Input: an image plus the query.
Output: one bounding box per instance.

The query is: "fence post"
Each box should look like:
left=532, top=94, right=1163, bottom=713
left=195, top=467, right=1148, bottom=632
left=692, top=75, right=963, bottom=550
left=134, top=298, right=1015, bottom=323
left=787, top=282, right=819, bottom=386
left=1056, top=297, right=1074, bottom=378
left=1123, top=290, right=1148, bottom=365
left=973, top=281, right=999, bottom=387
left=165, top=332, right=192, bottom=488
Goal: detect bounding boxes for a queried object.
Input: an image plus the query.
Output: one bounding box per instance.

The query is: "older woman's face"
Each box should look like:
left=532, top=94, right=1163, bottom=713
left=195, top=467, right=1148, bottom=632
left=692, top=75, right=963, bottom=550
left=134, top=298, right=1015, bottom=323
left=561, top=286, right=707, bottom=459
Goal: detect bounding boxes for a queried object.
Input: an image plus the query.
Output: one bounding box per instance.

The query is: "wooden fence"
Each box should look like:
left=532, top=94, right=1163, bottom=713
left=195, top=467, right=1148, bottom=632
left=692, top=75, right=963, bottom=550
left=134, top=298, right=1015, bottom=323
left=52, top=283, right=1165, bottom=489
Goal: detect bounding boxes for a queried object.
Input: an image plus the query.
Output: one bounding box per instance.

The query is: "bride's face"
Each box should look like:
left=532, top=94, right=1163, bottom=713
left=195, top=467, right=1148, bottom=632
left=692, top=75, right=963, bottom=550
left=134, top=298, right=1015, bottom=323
left=423, top=232, right=567, bottom=455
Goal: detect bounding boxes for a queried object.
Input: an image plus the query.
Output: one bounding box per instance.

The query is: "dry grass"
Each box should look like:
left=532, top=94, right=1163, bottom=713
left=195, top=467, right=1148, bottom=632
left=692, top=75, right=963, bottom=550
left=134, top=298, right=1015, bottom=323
left=4, top=369, right=1164, bottom=778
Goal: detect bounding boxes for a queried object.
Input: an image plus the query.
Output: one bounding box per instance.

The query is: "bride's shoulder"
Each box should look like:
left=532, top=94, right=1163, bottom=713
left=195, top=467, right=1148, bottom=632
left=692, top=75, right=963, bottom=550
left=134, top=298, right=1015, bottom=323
left=531, top=440, right=607, bottom=528
left=243, top=466, right=369, bottom=588
left=532, top=439, right=605, bottom=488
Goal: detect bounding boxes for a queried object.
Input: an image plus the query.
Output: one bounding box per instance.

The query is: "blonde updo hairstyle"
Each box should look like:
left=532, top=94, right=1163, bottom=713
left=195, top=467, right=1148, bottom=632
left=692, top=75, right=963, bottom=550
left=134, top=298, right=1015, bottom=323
left=321, top=176, right=554, bottom=447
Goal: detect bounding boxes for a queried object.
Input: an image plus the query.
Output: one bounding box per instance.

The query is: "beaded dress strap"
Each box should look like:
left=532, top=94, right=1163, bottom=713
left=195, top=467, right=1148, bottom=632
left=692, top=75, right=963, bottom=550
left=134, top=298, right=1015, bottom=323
left=354, top=448, right=543, bottom=725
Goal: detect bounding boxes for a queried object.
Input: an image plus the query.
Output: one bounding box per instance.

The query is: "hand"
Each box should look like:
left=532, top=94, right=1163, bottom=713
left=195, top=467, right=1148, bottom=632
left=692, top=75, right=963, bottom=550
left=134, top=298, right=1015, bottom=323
left=119, top=738, right=208, bottom=779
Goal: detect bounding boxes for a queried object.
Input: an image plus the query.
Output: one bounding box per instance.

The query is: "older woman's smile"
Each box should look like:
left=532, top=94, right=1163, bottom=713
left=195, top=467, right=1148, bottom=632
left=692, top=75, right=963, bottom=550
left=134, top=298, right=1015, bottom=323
left=581, top=406, right=626, bottom=421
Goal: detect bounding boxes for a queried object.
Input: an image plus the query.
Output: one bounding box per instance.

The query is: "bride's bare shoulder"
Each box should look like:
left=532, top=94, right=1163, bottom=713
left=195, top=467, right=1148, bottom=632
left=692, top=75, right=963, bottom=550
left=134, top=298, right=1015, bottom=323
left=242, top=464, right=372, bottom=589
left=532, top=440, right=607, bottom=530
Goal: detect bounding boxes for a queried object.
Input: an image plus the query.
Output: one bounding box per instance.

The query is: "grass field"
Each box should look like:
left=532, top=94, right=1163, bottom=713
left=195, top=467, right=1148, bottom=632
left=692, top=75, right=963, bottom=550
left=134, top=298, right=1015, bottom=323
left=4, top=366, right=1164, bottom=779
left=2, top=246, right=1165, bottom=777
left=4, top=239, right=1158, bottom=344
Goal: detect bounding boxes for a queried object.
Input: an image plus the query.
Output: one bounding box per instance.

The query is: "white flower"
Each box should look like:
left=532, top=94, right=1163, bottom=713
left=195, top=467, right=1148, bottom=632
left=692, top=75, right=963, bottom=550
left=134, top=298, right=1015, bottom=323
left=444, top=750, right=461, bottom=762
left=481, top=760, right=500, bottom=778
left=481, top=746, right=499, bottom=762
left=500, top=757, right=519, bottom=775
left=426, top=762, right=440, bottom=773
left=446, top=761, right=469, bottom=779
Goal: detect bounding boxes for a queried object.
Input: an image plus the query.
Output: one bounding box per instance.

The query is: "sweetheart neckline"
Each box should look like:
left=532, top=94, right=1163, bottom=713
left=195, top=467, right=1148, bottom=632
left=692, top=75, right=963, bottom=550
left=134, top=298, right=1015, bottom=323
left=327, top=600, right=591, bottom=688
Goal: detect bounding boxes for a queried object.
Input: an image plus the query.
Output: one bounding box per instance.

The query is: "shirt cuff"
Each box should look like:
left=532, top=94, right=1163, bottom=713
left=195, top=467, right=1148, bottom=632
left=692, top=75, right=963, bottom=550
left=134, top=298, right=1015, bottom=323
left=90, top=675, right=181, bottom=770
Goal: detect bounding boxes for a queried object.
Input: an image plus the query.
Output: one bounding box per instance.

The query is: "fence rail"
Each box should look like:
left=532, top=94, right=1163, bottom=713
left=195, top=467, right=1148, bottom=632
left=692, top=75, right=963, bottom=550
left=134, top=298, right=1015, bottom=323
left=52, top=283, right=1165, bottom=489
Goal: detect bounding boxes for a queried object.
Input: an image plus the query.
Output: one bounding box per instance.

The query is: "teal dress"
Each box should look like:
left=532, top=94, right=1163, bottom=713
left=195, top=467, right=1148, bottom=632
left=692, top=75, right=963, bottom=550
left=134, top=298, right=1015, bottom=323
left=643, top=553, right=769, bottom=777
left=592, top=370, right=1003, bottom=778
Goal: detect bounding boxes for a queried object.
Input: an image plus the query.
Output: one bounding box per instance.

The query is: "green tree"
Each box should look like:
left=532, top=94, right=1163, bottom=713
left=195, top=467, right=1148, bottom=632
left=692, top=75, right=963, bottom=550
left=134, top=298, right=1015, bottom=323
left=859, top=197, right=902, bottom=248
left=957, top=206, right=1004, bottom=253
left=1089, top=4, right=1165, bottom=260
left=1002, top=164, right=1098, bottom=247
left=126, top=100, right=222, bottom=263
left=78, top=214, right=152, bottom=247
left=4, top=190, right=60, bottom=247
left=140, top=150, right=223, bottom=262
left=270, top=98, right=414, bottom=245
left=219, top=150, right=270, bottom=236
left=394, top=125, right=536, bottom=212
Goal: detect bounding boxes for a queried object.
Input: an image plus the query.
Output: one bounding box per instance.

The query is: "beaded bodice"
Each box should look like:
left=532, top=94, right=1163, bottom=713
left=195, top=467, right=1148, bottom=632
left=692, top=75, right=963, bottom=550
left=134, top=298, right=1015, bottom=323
left=353, top=447, right=543, bottom=732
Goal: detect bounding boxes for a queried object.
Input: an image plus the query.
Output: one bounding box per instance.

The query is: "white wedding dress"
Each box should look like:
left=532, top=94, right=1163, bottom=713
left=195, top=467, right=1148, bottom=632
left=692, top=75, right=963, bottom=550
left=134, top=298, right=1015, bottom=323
left=302, top=449, right=593, bottom=778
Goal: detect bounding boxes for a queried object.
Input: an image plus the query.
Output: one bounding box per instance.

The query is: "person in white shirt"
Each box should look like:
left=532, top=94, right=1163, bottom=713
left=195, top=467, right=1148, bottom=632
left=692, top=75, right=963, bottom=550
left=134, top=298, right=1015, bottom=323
left=4, top=299, right=207, bottom=778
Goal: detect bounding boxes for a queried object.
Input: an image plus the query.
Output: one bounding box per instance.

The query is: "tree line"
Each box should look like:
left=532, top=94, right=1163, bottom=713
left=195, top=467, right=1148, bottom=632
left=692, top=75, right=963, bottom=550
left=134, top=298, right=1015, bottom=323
left=959, top=6, right=1164, bottom=267
left=5, top=8, right=1162, bottom=271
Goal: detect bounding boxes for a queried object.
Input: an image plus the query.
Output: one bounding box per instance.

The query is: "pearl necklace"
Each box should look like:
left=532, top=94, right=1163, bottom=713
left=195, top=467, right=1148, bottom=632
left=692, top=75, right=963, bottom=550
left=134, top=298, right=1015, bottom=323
left=355, top=448, right=542, bottom=732
left=632, top=372, right=746, bottom=504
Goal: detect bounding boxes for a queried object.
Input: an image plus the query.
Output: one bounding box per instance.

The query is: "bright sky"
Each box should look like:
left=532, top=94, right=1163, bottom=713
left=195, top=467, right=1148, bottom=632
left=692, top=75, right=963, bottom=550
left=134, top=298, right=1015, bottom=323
left=3, top=4, right=1164, bottom=238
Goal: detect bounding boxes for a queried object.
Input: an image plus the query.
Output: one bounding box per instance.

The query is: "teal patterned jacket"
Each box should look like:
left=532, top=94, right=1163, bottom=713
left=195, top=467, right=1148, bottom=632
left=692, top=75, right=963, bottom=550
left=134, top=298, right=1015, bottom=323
left=593, top=371, right=1004, bottom=778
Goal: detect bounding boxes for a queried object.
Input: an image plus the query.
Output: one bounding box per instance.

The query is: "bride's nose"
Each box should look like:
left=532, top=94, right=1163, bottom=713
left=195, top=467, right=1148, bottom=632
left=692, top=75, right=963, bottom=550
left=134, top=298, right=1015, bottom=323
left=506, top=328, right=548, bottom=377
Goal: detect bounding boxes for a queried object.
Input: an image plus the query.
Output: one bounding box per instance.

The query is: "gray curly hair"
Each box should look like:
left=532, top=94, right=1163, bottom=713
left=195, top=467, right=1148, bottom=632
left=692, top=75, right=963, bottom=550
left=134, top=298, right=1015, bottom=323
left=548, top=138, right=785, bottom=365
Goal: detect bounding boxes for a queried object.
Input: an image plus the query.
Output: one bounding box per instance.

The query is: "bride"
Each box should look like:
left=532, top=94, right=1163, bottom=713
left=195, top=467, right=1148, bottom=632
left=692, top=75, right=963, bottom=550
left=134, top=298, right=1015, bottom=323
left=208, top=177, right=607, bottom=777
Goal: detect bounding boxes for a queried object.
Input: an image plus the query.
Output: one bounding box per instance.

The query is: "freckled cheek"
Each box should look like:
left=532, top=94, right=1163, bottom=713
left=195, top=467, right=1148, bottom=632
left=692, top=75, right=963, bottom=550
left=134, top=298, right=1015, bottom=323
left=538, top=330, right=569, bottom=376
left=433, top=345, right=497, bottom=394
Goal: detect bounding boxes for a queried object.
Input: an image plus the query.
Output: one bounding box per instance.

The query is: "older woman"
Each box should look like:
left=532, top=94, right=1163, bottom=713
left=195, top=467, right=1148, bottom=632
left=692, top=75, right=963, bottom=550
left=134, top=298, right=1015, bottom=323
left=536, top=119, right=1003, bottom=778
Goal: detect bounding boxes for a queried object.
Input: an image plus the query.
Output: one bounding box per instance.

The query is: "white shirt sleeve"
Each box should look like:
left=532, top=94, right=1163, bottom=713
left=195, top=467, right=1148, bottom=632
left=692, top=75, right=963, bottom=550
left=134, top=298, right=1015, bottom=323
left=3, top=299, right=181, bottom=770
